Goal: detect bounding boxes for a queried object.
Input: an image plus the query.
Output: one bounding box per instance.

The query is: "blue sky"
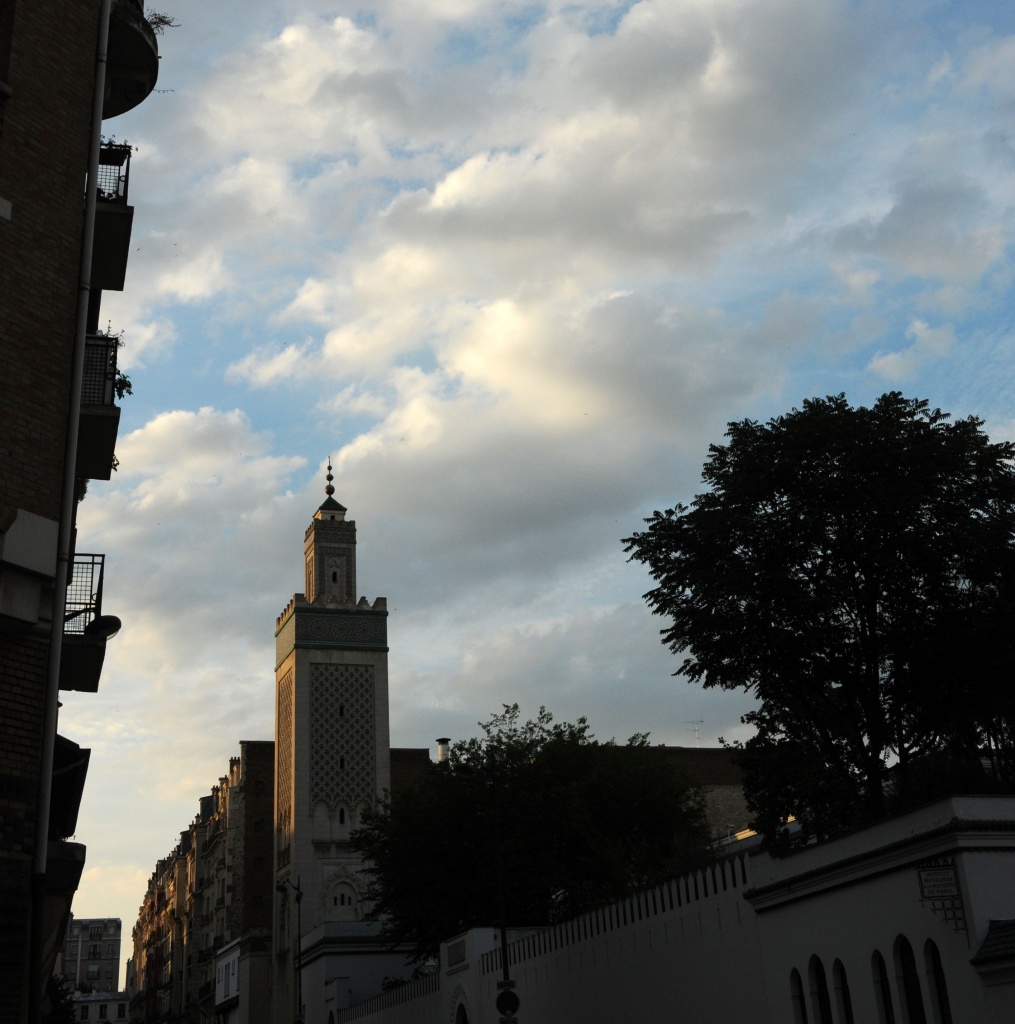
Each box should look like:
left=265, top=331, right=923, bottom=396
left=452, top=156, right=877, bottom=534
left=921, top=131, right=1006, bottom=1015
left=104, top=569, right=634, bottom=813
left=63, top=0, right=1015, bottom=978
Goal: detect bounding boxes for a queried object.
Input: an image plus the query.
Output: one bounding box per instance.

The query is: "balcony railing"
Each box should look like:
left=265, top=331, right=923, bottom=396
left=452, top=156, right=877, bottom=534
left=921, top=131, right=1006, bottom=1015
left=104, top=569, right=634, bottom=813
left=97, top=143, right=132, bottom=202
left=64, top=554, right=107, bottom=635
left=82, top=335, right=118, bottom=406
left=60, top=551, right=113, bottom=693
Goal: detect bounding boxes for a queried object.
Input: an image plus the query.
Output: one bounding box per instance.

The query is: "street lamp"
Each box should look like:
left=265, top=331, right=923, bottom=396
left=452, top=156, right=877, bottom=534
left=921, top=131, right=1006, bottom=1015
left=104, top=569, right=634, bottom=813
left=275, top=876, right=303, bottom=1023
left=449, top=747, right=517, bottom=1015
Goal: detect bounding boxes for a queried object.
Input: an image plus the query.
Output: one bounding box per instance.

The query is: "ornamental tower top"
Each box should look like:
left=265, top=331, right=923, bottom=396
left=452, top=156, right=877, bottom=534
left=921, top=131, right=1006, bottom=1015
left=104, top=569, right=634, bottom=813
left=303, top=460, right=357, bottom=605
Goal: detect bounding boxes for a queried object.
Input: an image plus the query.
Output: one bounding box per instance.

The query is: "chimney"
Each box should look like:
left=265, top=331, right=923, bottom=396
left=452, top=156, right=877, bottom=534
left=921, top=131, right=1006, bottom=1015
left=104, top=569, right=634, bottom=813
left=436, top=737, right=451, bottom=763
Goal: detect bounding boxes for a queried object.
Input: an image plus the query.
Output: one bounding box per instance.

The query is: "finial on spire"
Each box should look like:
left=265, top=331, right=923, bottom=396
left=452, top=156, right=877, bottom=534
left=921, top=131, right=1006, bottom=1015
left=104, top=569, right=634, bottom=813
left=325, top=458, right=335, bottom=497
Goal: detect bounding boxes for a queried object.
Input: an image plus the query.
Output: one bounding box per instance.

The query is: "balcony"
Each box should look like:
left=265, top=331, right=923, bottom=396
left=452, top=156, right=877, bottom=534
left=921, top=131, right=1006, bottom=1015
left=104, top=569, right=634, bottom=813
left=50, top=734, right=91, bottom=839
left=60, top=553, right=120, bottom=693
left=92, top=143, right=134, bottom=291
left=104, top=0, right=159, bottom=119
left=77, top=334, right=121, bottom=481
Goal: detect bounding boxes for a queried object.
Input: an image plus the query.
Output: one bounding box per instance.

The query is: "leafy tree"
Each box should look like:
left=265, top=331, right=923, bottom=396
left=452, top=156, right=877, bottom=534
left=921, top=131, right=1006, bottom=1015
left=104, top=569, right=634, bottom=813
left=42, top=976, right=75, bottom=1024
left=352, top=706, right=710, bottom=961
left=624, top=393, right=1015, bottom=847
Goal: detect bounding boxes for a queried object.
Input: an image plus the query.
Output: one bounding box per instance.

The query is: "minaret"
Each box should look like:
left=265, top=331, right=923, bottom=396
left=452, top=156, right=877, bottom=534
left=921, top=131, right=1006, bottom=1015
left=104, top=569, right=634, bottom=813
left=273, top=463, right=391, bottom=1021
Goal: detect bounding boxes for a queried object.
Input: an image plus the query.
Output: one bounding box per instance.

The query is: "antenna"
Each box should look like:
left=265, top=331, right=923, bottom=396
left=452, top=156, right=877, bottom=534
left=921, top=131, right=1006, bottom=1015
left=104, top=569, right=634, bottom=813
left=685, top=720, right=704, bottom=748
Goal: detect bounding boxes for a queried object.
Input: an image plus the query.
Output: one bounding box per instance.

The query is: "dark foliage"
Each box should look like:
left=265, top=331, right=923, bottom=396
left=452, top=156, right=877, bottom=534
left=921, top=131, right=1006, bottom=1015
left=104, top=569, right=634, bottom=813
left=352, top=706, right=710, bottom=961
left=625, top=393, right=1015, bottom=848
left=42, top=977, right=75, bottom=1024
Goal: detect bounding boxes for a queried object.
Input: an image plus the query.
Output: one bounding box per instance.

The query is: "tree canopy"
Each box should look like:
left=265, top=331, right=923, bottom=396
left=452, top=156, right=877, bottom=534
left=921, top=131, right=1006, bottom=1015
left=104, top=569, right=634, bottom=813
left=624, top=393, right=1015, bottom=847
left=352, top=705, right=710, bottom=962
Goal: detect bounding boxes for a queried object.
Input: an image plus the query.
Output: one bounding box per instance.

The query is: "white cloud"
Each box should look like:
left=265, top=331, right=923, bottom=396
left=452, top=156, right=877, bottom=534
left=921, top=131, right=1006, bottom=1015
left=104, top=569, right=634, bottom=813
left=868, top=319, right=955, bottom=381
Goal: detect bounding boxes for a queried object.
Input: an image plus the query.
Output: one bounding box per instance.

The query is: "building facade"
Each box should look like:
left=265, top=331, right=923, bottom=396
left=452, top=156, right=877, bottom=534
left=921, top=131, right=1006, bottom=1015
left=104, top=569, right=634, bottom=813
left=69, top=989, right=129, bottom=1023
left=130, top=742, right=274, bottom=1024
left=0, top=1, right=158, bottom=1019
left=61, top=916, right=123, bottom=994
left=330, top=795, right=1015, bottom=1024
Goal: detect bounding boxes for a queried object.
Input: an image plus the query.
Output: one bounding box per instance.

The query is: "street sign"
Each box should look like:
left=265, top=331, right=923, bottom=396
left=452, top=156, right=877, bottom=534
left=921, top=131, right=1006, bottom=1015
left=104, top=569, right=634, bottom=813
left=496, top=990, right=521, bottom=1015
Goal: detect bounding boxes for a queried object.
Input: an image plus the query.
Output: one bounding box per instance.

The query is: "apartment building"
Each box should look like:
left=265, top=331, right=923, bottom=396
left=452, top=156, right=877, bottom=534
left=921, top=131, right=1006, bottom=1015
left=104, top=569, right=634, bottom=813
left=0, top=2, right=158, bottom=1019
left=131, top=742, right=274, bottom=1024
left=61, top=916, right=123, bottom=993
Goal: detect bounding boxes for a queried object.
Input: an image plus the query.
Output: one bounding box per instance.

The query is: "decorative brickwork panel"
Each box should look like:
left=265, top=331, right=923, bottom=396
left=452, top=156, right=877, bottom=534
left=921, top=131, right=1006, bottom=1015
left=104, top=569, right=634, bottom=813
left=296, top=611, right=386, bottom=647
left=309, top=664, right=376, bottom=810
left=275, top=613, right=296, bottom=665
left=276, top=669, right=294, bottom=835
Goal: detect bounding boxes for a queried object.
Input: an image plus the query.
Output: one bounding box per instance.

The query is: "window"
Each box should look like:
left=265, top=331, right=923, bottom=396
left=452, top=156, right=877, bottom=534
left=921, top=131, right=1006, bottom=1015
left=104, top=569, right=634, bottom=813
left=339, top=808, right=346, bottom=825
left=80, top=1008, right=89, bottom=1021
left=790, top=968, right=809, bottom=1024
left=833, top=959, right=855, bottom=1024
left=924, top=939, right=953, bottom=1024
left=90, top=926, right=102, bottom=939
left=106, top=943, right=114, bottom=954
left=117, top=1006, right=126, bottom=1019
left=99, top=1005, right=107, bottom=1018
left=87, top=966, right=100, bottom=980
left=89, top=944, right=101, bottom=957
left=808, top=956, right=833, bottom=1024
left=895, top=935, right=927, bottom=1024
left=873, top=950, right=897, bottom=1024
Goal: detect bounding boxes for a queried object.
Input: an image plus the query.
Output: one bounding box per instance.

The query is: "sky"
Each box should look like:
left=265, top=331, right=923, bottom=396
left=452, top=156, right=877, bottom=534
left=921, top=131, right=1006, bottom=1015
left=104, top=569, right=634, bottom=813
left=63, top=0, right=1015, bottom=982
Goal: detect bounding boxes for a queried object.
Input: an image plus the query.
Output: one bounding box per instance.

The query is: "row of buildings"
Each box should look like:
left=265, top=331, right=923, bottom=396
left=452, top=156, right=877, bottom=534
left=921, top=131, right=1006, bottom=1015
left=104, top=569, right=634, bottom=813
left=0, top=1, right=161, bottom=1020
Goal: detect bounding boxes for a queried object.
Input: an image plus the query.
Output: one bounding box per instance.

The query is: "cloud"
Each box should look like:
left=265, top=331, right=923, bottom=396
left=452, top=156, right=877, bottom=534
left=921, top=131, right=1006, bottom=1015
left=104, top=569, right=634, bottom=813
left=837, top=179, right=1004, bottom=282
left=867, top=319, right=956, bottom=381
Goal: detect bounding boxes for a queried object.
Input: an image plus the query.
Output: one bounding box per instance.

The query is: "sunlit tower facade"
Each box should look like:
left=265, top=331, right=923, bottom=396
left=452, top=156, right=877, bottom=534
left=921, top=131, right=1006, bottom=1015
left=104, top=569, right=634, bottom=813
left=272, top=465, right=394, bottom=1023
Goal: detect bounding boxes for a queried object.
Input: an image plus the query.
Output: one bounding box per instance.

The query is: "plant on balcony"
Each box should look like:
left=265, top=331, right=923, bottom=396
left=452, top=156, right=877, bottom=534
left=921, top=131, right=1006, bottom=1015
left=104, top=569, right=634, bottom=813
left=146, top=11, right=179, bottom=34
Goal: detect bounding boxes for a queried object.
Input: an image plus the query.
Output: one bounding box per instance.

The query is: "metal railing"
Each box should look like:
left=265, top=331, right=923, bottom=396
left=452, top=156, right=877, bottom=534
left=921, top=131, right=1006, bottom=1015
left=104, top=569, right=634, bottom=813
left=96, top=142, right=131, bottom=203
left=65, top=553, right=106, bottom=634
left=82, top=335, right=118, bottom=405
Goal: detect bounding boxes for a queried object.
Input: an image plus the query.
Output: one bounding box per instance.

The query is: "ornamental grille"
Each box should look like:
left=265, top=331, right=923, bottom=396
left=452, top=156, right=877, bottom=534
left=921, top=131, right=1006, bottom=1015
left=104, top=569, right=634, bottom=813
left=276, top=669, right=294, bottom=834
left=310, top=663, right=375, bottom=810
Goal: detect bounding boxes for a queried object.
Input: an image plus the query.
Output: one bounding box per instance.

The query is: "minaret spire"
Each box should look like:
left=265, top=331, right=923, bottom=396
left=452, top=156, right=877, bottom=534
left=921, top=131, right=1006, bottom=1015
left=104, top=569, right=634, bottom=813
left=325, top=458, right=335, bottom=498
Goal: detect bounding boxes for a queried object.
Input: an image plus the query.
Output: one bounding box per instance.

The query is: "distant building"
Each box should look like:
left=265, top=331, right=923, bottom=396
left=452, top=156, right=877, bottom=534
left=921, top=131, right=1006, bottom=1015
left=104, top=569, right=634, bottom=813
left=130, top=742, right=274, bottom=1024
left=0, top=1, right=158, bottom=1019
left=68, top=989, right=129, bottom=1023
left=60, top=916, right=122, bottom=993
left=654, top=744, right=750, bottom=840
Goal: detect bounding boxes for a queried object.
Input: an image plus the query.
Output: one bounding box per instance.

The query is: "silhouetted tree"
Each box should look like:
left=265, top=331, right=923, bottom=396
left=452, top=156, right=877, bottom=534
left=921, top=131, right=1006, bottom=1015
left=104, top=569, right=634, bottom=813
left=353, top=706, right=710, bottom=961
left=625, top=393, right=1015, bottom=847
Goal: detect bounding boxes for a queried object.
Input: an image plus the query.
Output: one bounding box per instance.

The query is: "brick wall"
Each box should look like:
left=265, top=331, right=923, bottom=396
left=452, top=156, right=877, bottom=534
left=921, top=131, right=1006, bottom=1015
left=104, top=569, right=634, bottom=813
left=0, top=2, right=100, bottom=1020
